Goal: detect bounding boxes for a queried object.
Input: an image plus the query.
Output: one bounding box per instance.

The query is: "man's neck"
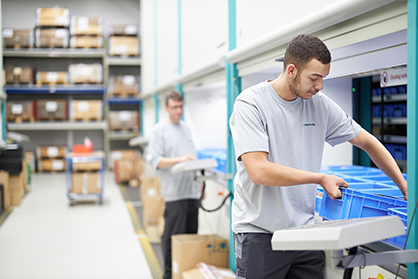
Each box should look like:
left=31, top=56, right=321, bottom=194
left=269, top=75, right=297, bottom=101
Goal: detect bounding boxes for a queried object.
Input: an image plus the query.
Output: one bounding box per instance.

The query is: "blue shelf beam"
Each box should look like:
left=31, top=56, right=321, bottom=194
left=5, top=85, right=106, bottom=94
left=107, top=98, right=141, bottom=105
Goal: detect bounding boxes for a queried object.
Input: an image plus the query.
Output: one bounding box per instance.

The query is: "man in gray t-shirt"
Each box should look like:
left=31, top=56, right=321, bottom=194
left=146, top=91, right=200, bottom=279
left=230, top=34, right=407, bottom=279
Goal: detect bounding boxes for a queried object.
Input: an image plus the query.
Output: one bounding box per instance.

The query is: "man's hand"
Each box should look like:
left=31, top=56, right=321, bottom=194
left=320, top=174, right=349, bottom=200
left=179, top=154, right=195, bottom=162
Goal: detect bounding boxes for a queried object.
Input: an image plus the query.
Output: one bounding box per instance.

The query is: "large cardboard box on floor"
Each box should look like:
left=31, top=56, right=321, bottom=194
left=110, top=149, right=138, bottom=169
left=143, top=195, right=165, bottom=243
left=114, top=157, right=143, bottom=184
left=71, top=172, right=100, bottom=194
left=9, top=172, right=25, bottom=206
left=140, top=175, right=160, bottom=198
left=182, top=264, right=235, bottom=279
left=0, top=171, right=10, bottom=211
left=172, top=234, right=229, bottom=279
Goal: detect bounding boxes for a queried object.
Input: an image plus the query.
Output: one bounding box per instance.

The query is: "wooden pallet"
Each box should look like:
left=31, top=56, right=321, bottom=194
left=71, top=81, right=101, bottom=85
left=71, top=116, right=102, bottom=122
left=108, top=91, right=138, bottom=98
left=38, top=116, right=67, bottom=122
left=108, top=54, right=139, bottom=58
left=7, top=116, right=35, bottom=123
left=71, top=46, right=102, bottom=50
left=3, top=45, right=33, bottom=50
left=110, top=128, right=139, bottom=135
left=36, top=81, right=69, bottom=86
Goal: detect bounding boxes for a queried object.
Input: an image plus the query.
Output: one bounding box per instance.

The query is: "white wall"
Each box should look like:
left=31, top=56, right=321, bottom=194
left=141, top=0, right=155, bottom=93
left=236, top=0, right=340, bottom=47
left=142, top=97, right=156, bottom=138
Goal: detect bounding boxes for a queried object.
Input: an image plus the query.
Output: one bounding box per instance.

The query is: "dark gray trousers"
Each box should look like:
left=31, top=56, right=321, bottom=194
left=161, top=199, right=200, bottom=279
left=234, top=233, right=325, bottom=279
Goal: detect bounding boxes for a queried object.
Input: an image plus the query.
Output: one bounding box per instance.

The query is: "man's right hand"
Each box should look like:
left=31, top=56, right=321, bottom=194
left=179, top=154, right=195, bottom=162
left=320, top=174, right=349, bottom=200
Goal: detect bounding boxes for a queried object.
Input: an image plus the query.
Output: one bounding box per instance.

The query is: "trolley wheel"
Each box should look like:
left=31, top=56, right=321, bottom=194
left=70, top=199, right=76, bottom=206
left=99, top=198, right=103, bottom=205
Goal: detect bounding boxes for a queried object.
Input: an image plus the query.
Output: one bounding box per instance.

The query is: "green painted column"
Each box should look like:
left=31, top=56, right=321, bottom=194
left=154, top=94, right=159, bottom=123
left=407, top=0, right=418, bottom=277
left=227, top=0, right=240, bottom=272
left=177, top=0, right=184, bottom=121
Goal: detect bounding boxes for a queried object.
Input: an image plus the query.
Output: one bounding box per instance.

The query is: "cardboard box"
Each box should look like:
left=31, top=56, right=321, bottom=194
left=71, top=172, right=100, bottom=194
left=36, top=146, right=67, bottom=159
left=109, top=24, right=138, bottom=36
left=172, top=234, right=229, bottom=279
left=6, top=101, right=35, bottom=122
left=37, top=159, right=66, bottom=172
left=35, top=28, right=69, bottom=48
left=36, top=100, right=68, bottom=121
left=36, top=7, right=70, bottom=27
left=72, top=161, right=102, bottom=172
left=108, top=111, right=140, bottom=131
left=25, top=152, right=36, bottom=173
left=143, top=195, right=165, bottom=225
left=108, top=75, right=139, bottom=97
left=68, top=63, right=103, bottom=84
left=182, top=265, right=235, bottom=279
left=36, top=71, right=68, bottom=85
left=140, top=176, right=160, bottom=198
left=70, top=16, right=103, bottom=35
left=110, top=149, right=138, bottom=169
left=70, top=36, right=103, bottom=49
left=70, top=100, right=103, bottom=121
left=5, top=66, right=35, bottom=85
left=108, top=36, right=139, bottom=56
left=0, top=171, right=10, bottom=211
left=114, top=157, right=143, bottom=184
left=9, top=173, right=24, bottom=206
left=3, top=29, right=34, bottom=48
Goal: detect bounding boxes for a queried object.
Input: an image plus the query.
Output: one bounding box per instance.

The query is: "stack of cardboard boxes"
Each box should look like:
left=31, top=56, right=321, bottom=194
left=36, top=100, right=68, bottom=121
left=70, top=100, right=103, bottom=122
left=112, top=150, right=142, bottom=186
left=35, top=7, right=70, bottom=48
left=70, top=16, right=103, bottom=49
left=68, top=63, right=103, bottom=84
left=108, top=111, right=140, bottom=133
left=4, top=66, right=35, bottom=85
left=36, top=146, right=66, bottom=172
left=3, top=28, right=34, bottom=49
left=6, top=101, right=36, bottom=123
left=71, top=160, right=102, bottom=194
left=140, top=176, right=165, bottom=243
left=108, top=24, right=139, bottom=57
left=107, top=75, right=140, bottom=98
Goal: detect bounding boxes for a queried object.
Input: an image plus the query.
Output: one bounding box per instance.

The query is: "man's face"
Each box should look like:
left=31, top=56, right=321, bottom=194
left=289, top=59, right=330, bottom=100
left=165, top=98, right=184, bottom=124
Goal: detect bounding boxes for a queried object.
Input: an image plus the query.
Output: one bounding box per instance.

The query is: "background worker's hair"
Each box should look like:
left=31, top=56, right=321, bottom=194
left=165, top=90, right=183, bottom=105
left=283, top=34, right=331, bottom=71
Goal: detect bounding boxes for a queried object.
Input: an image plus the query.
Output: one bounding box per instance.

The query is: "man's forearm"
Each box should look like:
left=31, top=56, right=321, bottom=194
left=157, top=157, right=183, bottom=169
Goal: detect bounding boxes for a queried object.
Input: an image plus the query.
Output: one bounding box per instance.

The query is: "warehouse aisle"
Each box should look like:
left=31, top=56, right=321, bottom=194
left=0, top=172, right=153, bottom=279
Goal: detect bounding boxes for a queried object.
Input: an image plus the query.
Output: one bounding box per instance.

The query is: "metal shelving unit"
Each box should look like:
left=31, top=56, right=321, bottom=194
left=5, top=84, right=106, bottom=94
left=105, top=57, right=141, bottom=66
left=7, top=121, right=107, bottom=131
left=107, top=97, right=141, bottom=105
left=372, top=93, right=407, bottom=103
left=372, top=117, right=407, bottom=125
left=3, top=48, right=105, bottom=58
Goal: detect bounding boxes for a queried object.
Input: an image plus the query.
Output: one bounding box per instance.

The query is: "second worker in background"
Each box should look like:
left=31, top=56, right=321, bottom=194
left=146, top=91, right=200, bottom=279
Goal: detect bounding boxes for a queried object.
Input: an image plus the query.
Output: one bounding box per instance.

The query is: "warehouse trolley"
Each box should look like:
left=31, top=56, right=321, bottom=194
left=65, top=151, right=105, bottom=206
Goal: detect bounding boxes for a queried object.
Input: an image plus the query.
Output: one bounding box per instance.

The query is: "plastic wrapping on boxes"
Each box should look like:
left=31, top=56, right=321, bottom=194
left=3, top=29, right=34, bottom=48
left=35, top=28, right=69, bottom=48
left=108, top=36, right=139, bottom=56
left=36, top=100, right=67, bottom=121
left=108, top=111, right=139, bottom=131
left=70, top=100, right=103, bottom=121
left=107, top=75, right=139, bottom=97
left=109, top=24, right=138, bottom=36
left=68, top=63, right=103, bottom=84
left=70, top=16, right=103, bottom=35
left=6, top=101, right=35, bottom=123
left=5, top=66, right=35, bottom=85
left=38, top=159, right=66, bottom=172
left=36, top=7, right=70, bottom=27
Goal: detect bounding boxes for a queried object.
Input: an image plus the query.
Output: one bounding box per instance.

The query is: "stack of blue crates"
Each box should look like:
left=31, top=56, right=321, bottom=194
left=316, top=165, right=407, bottom=248
left=197, top=149, right=227, bottom=173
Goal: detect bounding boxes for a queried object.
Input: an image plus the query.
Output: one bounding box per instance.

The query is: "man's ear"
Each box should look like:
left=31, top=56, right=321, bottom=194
left=287, top=64, right=297, bottom=79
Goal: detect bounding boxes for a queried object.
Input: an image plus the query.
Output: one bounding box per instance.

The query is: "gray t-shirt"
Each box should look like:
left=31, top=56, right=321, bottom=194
left=229, top=81, right=361, bottom=233
left=146, top=120, right=200, bottom=202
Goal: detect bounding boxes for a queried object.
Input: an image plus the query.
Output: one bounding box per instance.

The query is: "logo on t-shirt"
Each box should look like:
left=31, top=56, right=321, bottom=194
left=303, top=123, right=316, bottom=127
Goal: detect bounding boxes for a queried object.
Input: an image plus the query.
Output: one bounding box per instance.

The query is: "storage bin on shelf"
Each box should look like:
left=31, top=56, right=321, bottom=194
left=197, top=149, right=227, bottom=173
left=315, top=186, right=324, bottom=214
left=65, top=151, right=105, bottom=205
left=387, top=207, right=407, bottom=248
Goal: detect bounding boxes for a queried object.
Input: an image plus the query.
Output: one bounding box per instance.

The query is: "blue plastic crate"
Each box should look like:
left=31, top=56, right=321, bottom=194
left=315, top=186, right=324, bottom=214
left=387, top=207, right=407, bottom=248
left=197, top=149, right=227, bottom=173
left=341, top=188, right=406, bottom=219
left=321, top=165, right=366, bottom=171
left=331, top=169, right=383, bottom=177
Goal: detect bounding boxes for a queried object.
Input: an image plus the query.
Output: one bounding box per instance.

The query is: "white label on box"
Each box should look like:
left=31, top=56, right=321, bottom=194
left=11, top=104, right=23, bottom=115
left=47, top=147, right=59, bottom=157
left=112, top=151, right=122, bottom=160
left=55, top=29, right=67, bottom=38
left=125, top=25, right=137, bottom=35
left=55, top=16, right=66, bottom=26
left=116, top=44, right=127, bottom=54
left=45, top=101, right=58, bottom=112
left=119, top=111, right=131, bottom=122
left=123, top=75, right=135, bottom=86
left=146, top=188, right=157, bottom=197
left=77, top=101, right=89, bottom=112
left=13, top=67, right=22, bottom=76
left=3, top=29, right=14, bottom=38
left=52, top=160, right=64, bottom=170
left=77, top=16, right=89, bottom=31
left=46, top=72, right=58, bottom=82
left=172, top=261, right=178, bottom=274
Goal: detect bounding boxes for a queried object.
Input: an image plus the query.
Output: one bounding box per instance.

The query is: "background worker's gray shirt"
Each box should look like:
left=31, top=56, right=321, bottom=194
left=230, top=81, right=361, bottom=234
left=146, top=120, right=200, bottom=202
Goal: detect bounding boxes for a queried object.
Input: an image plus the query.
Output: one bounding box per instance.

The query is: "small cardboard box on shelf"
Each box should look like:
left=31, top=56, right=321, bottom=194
left=36, top=7, right=70, bottom=27
left=70, top=16, right=103, bottom=35
left=3, top=29, right=34, bottom=49
left=108, top=36, right=139, bottom=56
left=70, top=100, right=103, bottom=122
left=36, top=100, right=68, bottom=121
left=35, top=28, right=69, bottom=48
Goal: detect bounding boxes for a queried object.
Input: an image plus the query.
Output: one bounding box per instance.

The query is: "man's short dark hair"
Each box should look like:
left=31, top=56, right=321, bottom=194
left=283, top=34, right=331, bottom=71
left=165, top=90, right=183, bottom=105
